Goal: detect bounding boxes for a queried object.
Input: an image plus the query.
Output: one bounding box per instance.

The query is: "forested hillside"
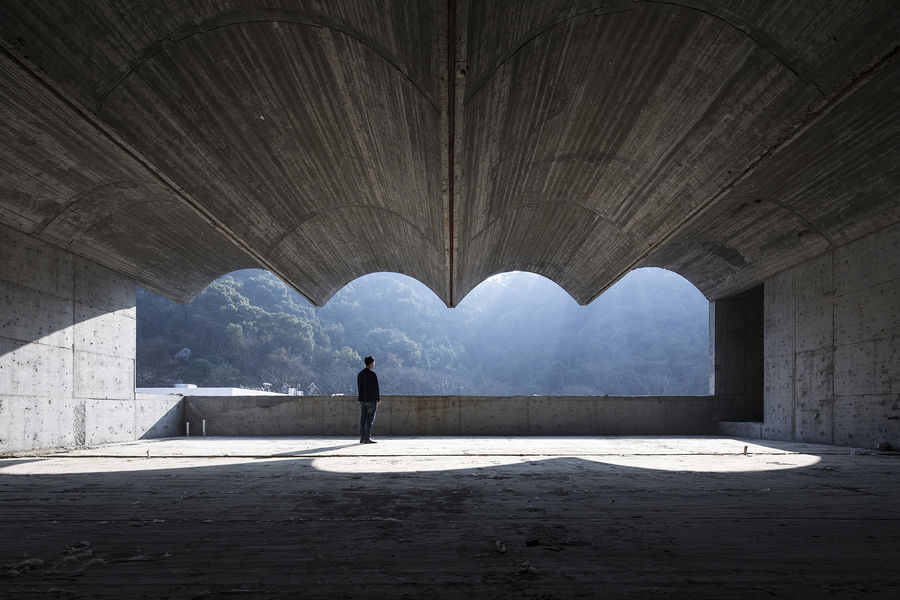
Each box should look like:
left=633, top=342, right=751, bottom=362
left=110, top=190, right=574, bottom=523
left=137, top=268, right=709, bottom=396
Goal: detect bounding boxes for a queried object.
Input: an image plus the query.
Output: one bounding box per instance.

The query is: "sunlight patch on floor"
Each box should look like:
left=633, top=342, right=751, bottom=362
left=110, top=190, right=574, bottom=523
left=0, top=437, right=825, bottom=475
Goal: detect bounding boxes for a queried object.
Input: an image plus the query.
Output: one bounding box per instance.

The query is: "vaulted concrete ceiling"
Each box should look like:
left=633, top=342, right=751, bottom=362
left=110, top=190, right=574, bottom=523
left=1, top=1, right=898, bottom=305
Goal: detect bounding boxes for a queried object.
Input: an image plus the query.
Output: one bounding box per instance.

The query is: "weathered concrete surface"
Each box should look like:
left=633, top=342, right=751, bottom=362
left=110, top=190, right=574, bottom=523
left=184, top=395, right=745, bottom=438
left=0, top=2, right=898, bottom=306
left=1, top=437, right=898, bottom=599
left=0, top=225, right=181, bottom=453
left=763, top=223, right=900, bottom=449
left=134, top=393, right=184, bottom=440
left=716, top=420, right=763, bottom=439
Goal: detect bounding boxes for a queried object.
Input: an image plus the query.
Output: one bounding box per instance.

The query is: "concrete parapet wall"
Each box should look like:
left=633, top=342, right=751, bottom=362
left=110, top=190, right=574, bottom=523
left=184, top=395, right=730, bottom=437
left=135, top=394, right=185, bottom=439
left=717, top=421, right=763, bottom=439
left=763, top=223, right=899, bottom=449
left=1, top=224, right=182, bottom=453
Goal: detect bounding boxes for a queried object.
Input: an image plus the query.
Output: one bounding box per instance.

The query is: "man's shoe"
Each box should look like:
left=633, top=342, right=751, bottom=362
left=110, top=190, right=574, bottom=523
left=363, top=438, right=377, bottom=444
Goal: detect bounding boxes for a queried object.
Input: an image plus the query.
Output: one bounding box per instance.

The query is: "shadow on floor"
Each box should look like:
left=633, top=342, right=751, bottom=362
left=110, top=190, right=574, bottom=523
left=1, top=439, right=898, bottom=599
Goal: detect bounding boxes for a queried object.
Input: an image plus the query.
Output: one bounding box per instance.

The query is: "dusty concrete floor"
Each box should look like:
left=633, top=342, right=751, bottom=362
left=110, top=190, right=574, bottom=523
left=1, top=436, right=898, bottom=599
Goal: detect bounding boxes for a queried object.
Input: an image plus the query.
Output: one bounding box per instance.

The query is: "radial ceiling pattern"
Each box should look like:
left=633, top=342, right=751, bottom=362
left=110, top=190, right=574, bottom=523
left=1, top=1, right=898, bottom=305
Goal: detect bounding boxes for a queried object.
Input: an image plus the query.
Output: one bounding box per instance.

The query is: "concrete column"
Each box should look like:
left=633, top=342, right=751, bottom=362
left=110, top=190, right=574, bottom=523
left=710, top=285, right=764, bottom=421
left=762, top=223, right=899, bottom=449
left=0, top=224, right=178, bottom=453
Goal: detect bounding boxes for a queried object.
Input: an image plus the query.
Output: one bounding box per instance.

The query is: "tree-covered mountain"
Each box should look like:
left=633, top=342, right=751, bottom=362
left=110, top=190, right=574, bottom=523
left=137, top=268, right=709, bottom=396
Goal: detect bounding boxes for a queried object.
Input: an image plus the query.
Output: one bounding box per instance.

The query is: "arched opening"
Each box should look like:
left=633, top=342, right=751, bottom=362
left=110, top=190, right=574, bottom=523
left=453, top=268, right=709, bottom=396
left=137, top=267, right=709, bottom=397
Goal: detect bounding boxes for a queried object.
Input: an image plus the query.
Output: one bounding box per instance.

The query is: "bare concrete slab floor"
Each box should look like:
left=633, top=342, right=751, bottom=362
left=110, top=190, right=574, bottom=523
left=1, top=437, right=898, bottom=599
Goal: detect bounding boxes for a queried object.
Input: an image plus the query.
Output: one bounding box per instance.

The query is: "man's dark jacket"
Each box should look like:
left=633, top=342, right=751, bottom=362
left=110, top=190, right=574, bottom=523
left=357, top=368, right=380, bottom=405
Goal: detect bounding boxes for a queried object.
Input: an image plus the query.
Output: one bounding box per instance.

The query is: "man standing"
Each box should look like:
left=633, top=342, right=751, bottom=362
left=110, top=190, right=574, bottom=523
left=357, top=355, right=380, bottom=444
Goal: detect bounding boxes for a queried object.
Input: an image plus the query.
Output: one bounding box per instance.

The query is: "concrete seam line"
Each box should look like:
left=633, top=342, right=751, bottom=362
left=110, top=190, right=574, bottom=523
left=95, top=10, right=440, bottom=111
left=792, top=267, right=797, bottom=441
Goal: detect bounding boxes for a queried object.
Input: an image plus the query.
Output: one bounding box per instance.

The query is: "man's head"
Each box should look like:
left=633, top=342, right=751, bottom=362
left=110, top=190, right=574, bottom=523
left=364, top=355, right=375, bottom=369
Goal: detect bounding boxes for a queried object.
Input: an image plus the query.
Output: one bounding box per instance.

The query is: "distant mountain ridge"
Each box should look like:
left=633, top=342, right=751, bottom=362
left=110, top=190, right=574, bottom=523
left=137, top=268, right=709, bottom=396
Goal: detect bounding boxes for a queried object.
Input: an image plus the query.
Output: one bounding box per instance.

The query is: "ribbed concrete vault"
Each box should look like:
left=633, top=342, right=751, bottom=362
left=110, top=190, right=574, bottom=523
left=1, top=1, right=898, bottom=305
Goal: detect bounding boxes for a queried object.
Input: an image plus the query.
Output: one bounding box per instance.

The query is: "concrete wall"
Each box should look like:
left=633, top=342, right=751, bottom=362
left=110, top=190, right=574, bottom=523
left=762, top=224, right=899, bottom=449
left=184, top=395, right=734, bottom=437
left=0, top=225, right=181, bottom=453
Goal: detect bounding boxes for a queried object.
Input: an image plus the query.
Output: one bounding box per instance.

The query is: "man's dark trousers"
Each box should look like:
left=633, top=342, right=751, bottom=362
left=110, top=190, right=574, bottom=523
left=359, top=401, right=377, bottom=441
